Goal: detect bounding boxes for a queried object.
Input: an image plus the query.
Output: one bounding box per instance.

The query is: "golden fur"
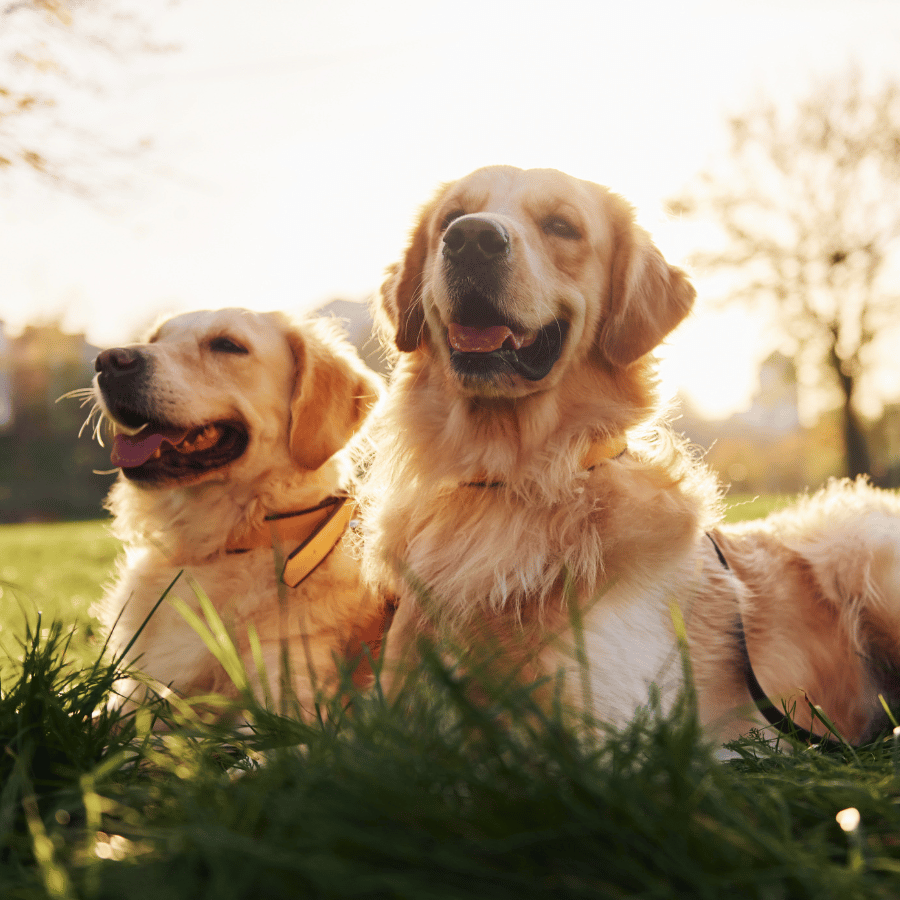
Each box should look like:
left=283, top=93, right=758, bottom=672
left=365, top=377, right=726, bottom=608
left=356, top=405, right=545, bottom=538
left=360, top=165, right=900, bottom=744
left=93, top=308, right=383, bottom=716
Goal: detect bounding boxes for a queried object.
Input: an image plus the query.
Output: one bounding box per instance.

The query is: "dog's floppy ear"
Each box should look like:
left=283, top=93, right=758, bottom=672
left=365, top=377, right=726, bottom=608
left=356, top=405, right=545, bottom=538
left=381, top=186, right=449, bottom=352
left=596, top=194, right=695, bottom=368
left=286, top=322, right=381, bottom=470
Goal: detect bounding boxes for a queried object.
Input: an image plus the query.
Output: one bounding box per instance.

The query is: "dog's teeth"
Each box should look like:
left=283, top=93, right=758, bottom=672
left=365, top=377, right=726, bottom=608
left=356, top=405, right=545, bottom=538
left=175, top=425, right=220, bottom=454
left=513, top=330, right=538, bottom=349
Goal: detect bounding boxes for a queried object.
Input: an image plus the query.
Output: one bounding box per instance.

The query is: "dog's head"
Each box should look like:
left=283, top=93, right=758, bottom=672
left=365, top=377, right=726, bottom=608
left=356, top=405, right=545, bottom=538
left=381, top=165, right=695, bottom=400
left=93, top=308, right=380, bottom=486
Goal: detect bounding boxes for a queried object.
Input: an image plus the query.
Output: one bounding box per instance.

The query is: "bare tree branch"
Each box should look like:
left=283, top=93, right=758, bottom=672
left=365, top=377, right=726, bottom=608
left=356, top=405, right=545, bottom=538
left=672, top=69, right=900, bottom=478
left=0, top=0, right=175, bottom=195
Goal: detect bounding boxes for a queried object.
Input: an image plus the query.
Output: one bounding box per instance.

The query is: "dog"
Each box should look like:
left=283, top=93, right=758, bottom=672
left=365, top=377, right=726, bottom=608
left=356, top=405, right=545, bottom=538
left=91, top=307, right=384, bottom=718
left=359, top=165, right=900, bottom=746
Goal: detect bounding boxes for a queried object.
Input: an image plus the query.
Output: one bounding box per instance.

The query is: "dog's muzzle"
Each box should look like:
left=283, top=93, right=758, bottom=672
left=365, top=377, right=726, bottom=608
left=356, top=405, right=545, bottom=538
left=94, top=346, right=248, bottom=484
left=440, top=216, right=567, bottom=384
left=95, top=347, right=154, bottom=429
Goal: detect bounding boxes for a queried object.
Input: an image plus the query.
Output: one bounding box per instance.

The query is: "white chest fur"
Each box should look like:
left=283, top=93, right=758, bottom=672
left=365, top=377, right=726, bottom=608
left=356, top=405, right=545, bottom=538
left=541, top=577, right=688, bottom=729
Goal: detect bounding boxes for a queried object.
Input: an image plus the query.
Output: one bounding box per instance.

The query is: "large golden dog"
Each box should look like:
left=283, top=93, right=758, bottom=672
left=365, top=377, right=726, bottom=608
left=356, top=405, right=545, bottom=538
left=92, top=308, right=383, bottom=716
left=360, top=165, right=900, bottom=745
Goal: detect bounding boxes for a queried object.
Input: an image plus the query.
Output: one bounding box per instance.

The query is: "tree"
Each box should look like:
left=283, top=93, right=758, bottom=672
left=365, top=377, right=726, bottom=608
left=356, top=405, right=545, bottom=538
left=0, top=0, right=168, bottom=194
left=671, top=70, right=900, bottom=479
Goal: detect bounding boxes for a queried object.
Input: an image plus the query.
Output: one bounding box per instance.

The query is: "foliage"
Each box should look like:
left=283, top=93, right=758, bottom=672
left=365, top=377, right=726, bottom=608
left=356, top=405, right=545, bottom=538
left=0, top=429, right=115, bottom=524
left=0, top=323, right=117, bottom=523
left=672, top=69, right=900, bottom=480
left=0, top=617, right=138, bottom=848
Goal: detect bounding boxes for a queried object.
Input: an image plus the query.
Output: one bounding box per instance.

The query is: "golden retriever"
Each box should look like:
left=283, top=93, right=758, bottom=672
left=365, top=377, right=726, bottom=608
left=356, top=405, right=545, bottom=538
left=360, top=165, right=900, bottom=746
left=92, top=308, right=384, bottom=717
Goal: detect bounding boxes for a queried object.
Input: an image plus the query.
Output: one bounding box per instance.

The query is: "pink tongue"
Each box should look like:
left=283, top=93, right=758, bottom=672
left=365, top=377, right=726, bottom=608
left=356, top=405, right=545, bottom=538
left=111, top=432, right=169, bottom=468
left=448, top=324, right=517, bottom=353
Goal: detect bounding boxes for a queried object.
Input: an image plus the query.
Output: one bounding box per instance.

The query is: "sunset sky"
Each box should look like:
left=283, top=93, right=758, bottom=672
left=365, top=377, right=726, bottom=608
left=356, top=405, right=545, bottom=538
left=1, top=0, right=899, bottom=419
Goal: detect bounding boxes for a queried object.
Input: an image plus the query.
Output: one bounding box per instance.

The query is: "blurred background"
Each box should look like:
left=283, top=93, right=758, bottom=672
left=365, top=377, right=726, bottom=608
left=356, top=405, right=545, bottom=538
left=1, top=0, right=899, bottom=521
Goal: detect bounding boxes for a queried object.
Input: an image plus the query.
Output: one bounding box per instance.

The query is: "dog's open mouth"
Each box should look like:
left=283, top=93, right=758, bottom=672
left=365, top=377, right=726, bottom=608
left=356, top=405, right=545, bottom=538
left=447, top=320, right=569, bottom=382
left=110, top=419, right=249, bottom=483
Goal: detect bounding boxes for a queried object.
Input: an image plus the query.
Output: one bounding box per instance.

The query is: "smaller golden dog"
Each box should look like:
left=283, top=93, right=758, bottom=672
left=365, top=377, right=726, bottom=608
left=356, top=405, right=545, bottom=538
left=91, top=308, right=383, bottom=716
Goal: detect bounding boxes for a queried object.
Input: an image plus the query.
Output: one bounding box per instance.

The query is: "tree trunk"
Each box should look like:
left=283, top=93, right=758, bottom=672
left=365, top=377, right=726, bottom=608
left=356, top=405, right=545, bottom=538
left=842, top=403, right=872, bottom=478
left=834, top=366, right=872, bottom=479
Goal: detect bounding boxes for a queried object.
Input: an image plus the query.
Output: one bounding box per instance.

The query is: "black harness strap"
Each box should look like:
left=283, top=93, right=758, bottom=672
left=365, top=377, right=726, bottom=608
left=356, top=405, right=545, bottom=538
left=706, top=532, right=840, bottom=747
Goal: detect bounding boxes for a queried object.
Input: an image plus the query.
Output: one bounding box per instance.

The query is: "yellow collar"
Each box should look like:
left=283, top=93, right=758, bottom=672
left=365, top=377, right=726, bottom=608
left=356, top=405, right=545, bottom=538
left=580, top=435, right=628, bottom=469
left=465, top=436, right=627, bottom=488
left=226, top=496, right=356, bottom=587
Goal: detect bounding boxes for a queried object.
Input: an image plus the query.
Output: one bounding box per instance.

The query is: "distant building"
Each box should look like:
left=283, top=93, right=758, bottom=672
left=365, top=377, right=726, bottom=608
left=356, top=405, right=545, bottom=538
left=677, top=351, right=809, bottom=492
left=313, top=297, right=388, bottom=375
left=734, top=351, right=800, bottom=438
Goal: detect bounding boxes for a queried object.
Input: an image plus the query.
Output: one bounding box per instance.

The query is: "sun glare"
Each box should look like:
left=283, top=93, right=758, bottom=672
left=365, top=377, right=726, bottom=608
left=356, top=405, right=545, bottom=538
left=2, top=1, right=899, bottom=423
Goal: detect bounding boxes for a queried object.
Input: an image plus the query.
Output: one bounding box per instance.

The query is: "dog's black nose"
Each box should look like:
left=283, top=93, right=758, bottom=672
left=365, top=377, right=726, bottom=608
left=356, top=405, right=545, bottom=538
left=443, top=216, right=510, bottom=264
left=95, top=347, right=145, bottom=376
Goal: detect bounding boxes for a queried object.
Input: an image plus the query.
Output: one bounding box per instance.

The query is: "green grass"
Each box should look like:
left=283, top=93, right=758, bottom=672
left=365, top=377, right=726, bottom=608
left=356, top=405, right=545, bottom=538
left=2, top=500, right=900, bottom=899
left=3, top=616, right=900, bottom=899
left=721, top=492, right=789, bottom=523
left=720, top=488, right=836, bottom=523
left=0, top=520, right=118, bottom=626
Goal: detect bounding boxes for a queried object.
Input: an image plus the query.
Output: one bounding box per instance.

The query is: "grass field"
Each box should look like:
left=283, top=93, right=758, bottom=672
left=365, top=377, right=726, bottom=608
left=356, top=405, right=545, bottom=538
left=0, top=520, right=118, bottom=608
left=0, top=520, right=119, bottom=680
left=2, top=494, right=900, bottom=899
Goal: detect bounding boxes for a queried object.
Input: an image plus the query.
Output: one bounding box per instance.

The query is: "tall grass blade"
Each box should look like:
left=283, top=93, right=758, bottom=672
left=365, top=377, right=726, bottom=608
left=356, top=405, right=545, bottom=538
left=168, top=581, right=250, bottom=696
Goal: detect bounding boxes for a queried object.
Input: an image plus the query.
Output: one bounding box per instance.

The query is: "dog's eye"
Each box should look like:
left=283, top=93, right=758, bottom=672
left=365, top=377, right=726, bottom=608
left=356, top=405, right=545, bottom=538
left=542, top=217, right=580, bottom=240
left=209, top=336, right=249, bottom=355
left=441, top=209, right=466, bottom=231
